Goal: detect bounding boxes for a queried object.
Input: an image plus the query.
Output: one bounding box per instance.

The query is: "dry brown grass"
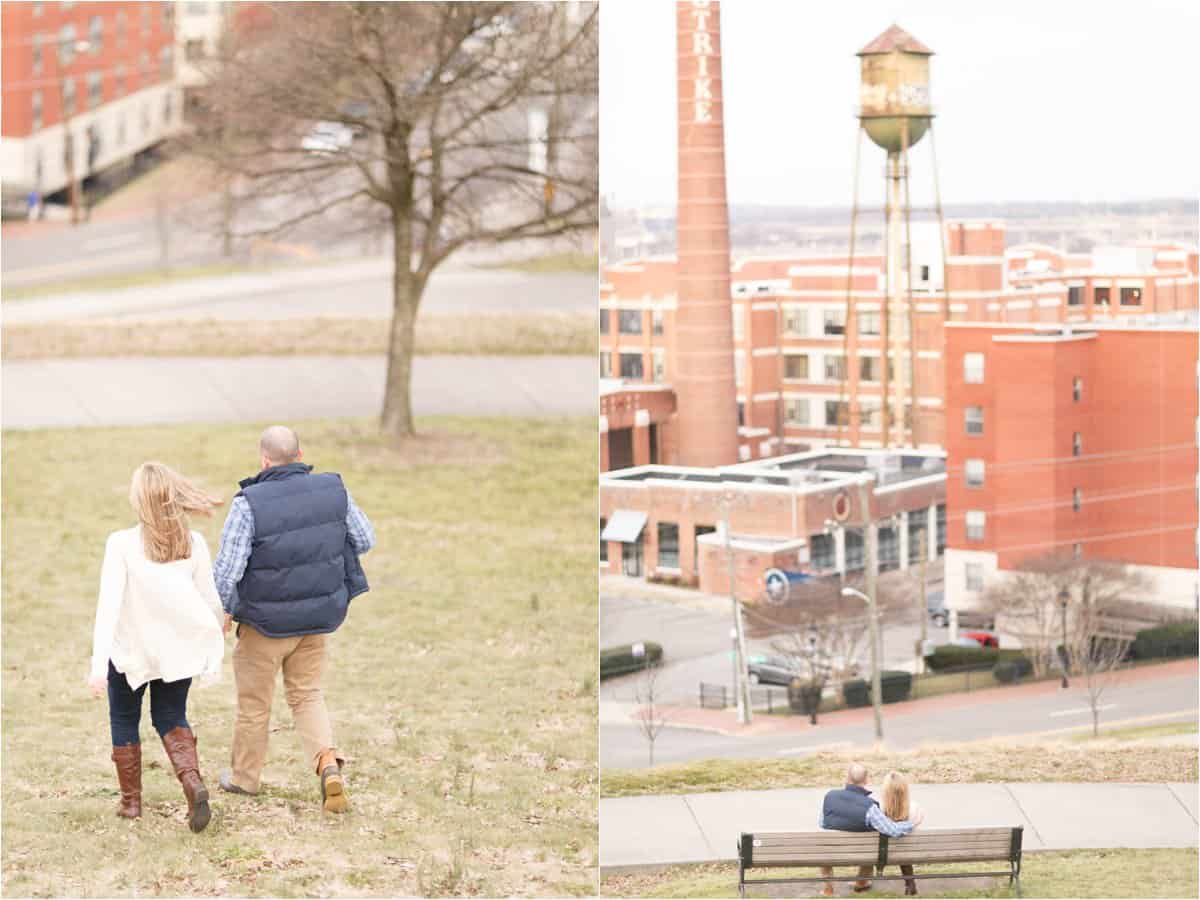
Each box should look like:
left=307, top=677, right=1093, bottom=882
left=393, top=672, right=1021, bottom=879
left=2, top=312, right=595, bottom=359
left=600, top=739, right=1199, bottom=798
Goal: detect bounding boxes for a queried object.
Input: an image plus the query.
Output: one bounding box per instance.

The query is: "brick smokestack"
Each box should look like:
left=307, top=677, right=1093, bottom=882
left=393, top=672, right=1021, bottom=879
left=675, top=0, right=739, bottom=467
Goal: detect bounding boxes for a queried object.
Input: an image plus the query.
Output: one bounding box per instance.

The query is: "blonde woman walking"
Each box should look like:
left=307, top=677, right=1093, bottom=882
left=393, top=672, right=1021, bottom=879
left=87, top=462, right=226, bottom=833
left=882, top=771, right=922, bottom=895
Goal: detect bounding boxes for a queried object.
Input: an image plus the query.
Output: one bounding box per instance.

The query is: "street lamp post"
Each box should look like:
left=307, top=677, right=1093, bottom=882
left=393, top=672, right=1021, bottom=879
left=50, top=37, right=92, bottom=225
left=843, top=585, right=883, bottom=742
left=1058, top=588, right=1070, bottom=688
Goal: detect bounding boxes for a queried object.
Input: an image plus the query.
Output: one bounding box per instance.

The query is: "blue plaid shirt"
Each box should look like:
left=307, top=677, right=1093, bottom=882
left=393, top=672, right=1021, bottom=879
left=818, top=800, right=915, bottom=838
left=213, top=489, right=375, bottom=616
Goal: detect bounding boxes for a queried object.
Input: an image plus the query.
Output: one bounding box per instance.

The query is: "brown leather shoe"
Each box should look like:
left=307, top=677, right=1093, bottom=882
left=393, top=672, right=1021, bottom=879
left=853, top=881, right=872, bottom=892
left=161, top=727, right=211, bottom=833
left=111, top=744, right=142, bottom=819
left=317, top=748, right=347, bottom=813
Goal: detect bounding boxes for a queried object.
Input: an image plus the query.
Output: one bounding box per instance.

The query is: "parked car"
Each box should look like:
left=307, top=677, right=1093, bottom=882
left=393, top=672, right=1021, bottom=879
left=950, top=636, right=984, bottom=648
left=747, top=654, right=802, bottom=687
left=302, top=121, right=354, bottom=154
left=927, top=592, right=995, bottom=630
left=962, top=630, right=999, bottom=649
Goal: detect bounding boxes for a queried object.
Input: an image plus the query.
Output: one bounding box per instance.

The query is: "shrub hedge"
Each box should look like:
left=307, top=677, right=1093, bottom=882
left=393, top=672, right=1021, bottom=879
left=924, top=645, right=1027, bottom=672
left=993, top=656, right=1034, bottom=683
left=1130, top=622, right=1199, bottom=660
left=600, top=641, right=663, bottom=680
left=841, top=670, right=913, bottom=706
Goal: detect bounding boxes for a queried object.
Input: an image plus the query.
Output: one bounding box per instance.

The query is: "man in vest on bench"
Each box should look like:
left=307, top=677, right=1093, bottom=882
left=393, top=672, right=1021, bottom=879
left=213, top=425, right=374, bottom=813
left=819, top=762, right=923, bottom=895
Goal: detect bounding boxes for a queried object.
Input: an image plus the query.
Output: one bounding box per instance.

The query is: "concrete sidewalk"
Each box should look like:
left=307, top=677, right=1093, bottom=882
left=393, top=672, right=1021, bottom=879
left=1, top=355, right=593, bottom=429
left=600, top=782, right=1199, bottom=872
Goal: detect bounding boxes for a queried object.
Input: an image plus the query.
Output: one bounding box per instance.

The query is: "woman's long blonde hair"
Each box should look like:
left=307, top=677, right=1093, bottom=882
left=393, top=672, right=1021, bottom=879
left=882, top=771, right=910, bottom=821
left=129, top=462, right=223, bottom=563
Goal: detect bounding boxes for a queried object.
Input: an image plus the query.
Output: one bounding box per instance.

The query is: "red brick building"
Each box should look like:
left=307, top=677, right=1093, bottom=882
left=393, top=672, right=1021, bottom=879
left=943, top=318, right=1200, bottom=614
left=1, top=1, right=179, bottom=201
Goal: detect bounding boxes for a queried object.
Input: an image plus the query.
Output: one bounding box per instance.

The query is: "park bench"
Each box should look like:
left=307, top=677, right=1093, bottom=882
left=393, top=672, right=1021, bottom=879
left=736, top=826, right=1023, bottom=897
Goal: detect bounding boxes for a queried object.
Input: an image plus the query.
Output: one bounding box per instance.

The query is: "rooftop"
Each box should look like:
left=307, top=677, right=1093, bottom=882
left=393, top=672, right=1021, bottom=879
left=858, top=24, right=934, bottom=56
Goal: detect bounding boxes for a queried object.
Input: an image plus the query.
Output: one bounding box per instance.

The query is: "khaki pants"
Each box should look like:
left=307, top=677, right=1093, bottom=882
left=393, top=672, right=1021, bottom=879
left=230, top=624, right=340, bottom=793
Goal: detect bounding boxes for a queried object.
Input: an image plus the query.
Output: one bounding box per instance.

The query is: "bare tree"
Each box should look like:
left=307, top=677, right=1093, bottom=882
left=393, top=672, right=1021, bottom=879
left=632, top=662, right=671, bottom=768
left=981, top=553, right=1076, bottom=677
left=187, top=2, right=598, bottom=439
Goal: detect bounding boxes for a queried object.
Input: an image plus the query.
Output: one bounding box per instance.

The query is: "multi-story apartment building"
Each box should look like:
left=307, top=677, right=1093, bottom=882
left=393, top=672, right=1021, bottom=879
left=943, top=317, right=1199, bottom=614
left=1, top=1, right=180, bottom=205
left=174, top=0, right=231, bottom=119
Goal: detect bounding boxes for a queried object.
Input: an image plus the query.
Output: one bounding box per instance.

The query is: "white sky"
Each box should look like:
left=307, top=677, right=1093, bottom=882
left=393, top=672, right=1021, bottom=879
left=600, top=0, right=1200, bottom=208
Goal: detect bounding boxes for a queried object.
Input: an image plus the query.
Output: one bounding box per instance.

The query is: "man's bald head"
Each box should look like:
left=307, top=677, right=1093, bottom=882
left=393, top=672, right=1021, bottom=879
left=259, top=425, right=301, bottom=467
left=847, top=763, right=868, bottom=786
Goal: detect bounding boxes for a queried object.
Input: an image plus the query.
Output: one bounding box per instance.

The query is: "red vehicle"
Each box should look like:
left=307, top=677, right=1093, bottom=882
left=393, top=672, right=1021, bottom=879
left=963, top=631, right=999, bottom=649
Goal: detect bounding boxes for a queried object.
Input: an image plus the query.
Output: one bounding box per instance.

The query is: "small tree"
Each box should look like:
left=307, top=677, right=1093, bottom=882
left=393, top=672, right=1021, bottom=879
left=188, top=2, right=598, bottom=440
left=980, top=553, right=1076, bottom=677
left=632, top=662, right=671, bottom=767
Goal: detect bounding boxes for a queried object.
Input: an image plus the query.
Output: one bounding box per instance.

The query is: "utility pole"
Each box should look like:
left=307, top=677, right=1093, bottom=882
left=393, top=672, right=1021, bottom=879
left=915, top=529, right=928, bottom=675
left=723, top=503, right=752, bottom=725
left=857, top=478, right=884, bottom=743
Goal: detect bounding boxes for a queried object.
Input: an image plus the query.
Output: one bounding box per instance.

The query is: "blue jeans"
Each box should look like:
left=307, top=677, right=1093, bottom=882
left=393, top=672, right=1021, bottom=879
left=106, top=661, right=191, bottom=746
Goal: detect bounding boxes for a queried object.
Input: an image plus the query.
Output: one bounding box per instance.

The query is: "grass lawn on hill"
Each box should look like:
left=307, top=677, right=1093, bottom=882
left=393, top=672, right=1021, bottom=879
left=600, top=849, right=1199, bottom=898
left=1, top=417, right=597, bottom=897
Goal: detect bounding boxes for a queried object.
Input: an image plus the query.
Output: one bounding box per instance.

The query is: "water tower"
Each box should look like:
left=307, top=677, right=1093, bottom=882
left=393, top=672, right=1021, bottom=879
left=838, top=25, right=949, bottom=450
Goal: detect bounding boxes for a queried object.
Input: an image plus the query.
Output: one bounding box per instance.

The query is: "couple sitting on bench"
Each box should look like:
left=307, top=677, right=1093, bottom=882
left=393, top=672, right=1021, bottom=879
left=820, top=763, right=923, bottom=896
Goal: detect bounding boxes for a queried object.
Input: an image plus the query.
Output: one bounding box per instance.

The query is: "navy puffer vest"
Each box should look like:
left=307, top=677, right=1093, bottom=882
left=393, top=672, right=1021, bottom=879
left=235, top=463, right=366, bottom=638
left=822, top=783, right=878, bottom=831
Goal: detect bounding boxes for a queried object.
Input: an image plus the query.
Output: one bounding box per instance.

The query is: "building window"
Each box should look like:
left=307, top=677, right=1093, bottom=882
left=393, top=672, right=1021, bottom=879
left=32, top=91, right=43, bottom=131
left=58, top=24, right=78, bottom=66
left=652, top=349, right=665, bottom=384
left=732, top=306, right=744, bottom=342
left=599, top=309, right=609, bottom=334
left=965, top=562, right=983, bottom=592
left=734, top=350, right=745, bottom=387
left=185, top=39, right=206, bottom=62
left=784, top=354, right=809, bottom=380
left=599, top=352, right=612, bottom=378
left=114, top=65, right=125, bottom=97
left=160, top=45, right=174, bottom=81
left=140, top=50, right=151, bottom=80
left=164, top=91, right=173, bottom=124
left=89, top=15, right=103, bottom=53
left=32, top=1, right=43, bottom=15
left=618, top=310, right=642, bottom=334
left=1095, top=286, right=1111, bottom=307
left=1120, top=286, right=1142, bottom=306
left=824, top=400, right=848, bottom=428
left=920, top=264, right=930, bottom=283
left=1073, top=488, right=1081, bottom=512
left=783, top=305, right=808, bottom=336
left=737, top=401, right=745, bottom=427
left=845, top=529, right=864, bottom=571
left=116, top=10, right=126, bottom=46
left=619, top=352, right=643, bottom=380
left=858, top=310, right=880, bottom=336
left=965, top=405, right=984, bottom=436
left=859, top=356, right=882, bottom=383
left=964, top=352, right=985, bottom=384
left=809, top=532, right=835, bottom=570
left=599, top=519, right=607, bottom=562
left=1067, top=286, right=1083, bottom=306
left=965, top=458, right=985, bottom=488
left=142, top=4, right=151, bottom=36
left=86, top=71, right=102, bottom=110
left=908, top=515, right=929, bottom=560
left=62, top=77, right=77, bottom=117
left=1073, top=542, right=1082, bottom=560
left=652, top=309, right=663, bottom=335
left=824, top=354, right=846, bottom=381
left=966, top=510, right=986, bottom=542
left=859, top=399, right=882, bottom=430
left=164, top=2, right=176, bottom=28
left=657, top=522, right=680, bottom=568
left=937, top=504, right=946, bottom=554
left=1073, top=377, right=1082, bottom=402
left=784, top=397, right=809, bottom=426
left=1073, top=432, right=1082, bottom=457
left=878, top=524, right=899, bottom=571
left=823, top=308, right=846, bottom=336
left=188, top=1, right=211, bottom=13
left=32, top=34, right=43, bottom=75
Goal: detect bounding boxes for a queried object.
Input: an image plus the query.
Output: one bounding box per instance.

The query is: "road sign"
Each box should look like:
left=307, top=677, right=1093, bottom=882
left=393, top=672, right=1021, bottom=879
left=764, top=568, right=789, bottom=604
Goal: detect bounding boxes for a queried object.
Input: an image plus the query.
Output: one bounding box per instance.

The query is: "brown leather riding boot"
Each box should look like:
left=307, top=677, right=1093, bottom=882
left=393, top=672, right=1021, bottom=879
left=316, top=748, right=348, bottom=813
left=111, top=744, right=142, bottom=819
left=161, top=727, right=211, bottom=833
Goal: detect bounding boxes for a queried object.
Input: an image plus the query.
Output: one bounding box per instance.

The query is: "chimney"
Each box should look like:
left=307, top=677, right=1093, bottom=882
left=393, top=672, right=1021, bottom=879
left=674, top=0, right=740, bottom=467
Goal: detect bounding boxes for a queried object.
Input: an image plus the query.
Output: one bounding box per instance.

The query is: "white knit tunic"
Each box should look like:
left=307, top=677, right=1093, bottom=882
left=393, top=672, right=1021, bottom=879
left=89, top=526, right=226, bottom=690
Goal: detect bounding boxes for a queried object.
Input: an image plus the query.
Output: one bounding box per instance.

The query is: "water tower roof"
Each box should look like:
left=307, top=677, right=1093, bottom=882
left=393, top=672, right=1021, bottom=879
left=858, top=24, right=933, bottom=56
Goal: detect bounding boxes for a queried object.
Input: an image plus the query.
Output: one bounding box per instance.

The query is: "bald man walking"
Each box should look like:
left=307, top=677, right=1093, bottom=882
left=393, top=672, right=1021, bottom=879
left=212, top=426, right=374, bottom=812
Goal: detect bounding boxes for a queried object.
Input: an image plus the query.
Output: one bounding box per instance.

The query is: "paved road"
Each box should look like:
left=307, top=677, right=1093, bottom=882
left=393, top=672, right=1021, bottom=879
left=600, top=782, right=1199, bottom=871
left=1, top=257, right=595, bottom=323
left=601, top=661, right=1199, bottom=769
left=1, top=355, right=593, bottom=429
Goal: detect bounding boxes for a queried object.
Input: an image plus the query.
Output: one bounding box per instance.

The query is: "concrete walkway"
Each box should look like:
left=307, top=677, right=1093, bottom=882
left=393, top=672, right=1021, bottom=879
left=1, top=355, right=593, bottom=429
left=600, top=782, right=1199, bottom=872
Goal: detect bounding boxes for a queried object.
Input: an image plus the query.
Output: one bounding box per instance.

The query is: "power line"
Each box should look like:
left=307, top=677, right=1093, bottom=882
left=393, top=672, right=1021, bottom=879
left=939, top=481, right=1196, bottom=525
left=993, top=522, right=1196, bottom=556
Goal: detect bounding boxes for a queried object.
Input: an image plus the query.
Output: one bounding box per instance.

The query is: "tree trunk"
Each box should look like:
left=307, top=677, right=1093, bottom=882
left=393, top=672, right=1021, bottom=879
left=1091, top=702, right=1099, bottom=737
left=380, top=208, right=421, bottom=439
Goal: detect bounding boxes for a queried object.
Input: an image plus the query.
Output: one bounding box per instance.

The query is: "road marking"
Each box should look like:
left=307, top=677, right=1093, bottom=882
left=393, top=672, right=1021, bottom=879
left=1047, top=703, right=1116, bottom=718
left=82, top=233, right=144, bottom=252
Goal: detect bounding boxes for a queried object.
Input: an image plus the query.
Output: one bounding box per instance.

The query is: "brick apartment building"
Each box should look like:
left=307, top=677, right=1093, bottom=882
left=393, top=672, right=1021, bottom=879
left=600, top=449, right=947, bottom=603
left=600, top=227, right=1199, bottom=470
left=943, top=317, right=1200, bottom=614
left=1, top=1, right=180, bottom=205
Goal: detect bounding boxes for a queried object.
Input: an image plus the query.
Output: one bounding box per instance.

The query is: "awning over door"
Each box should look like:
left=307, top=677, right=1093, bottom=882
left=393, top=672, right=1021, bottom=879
left=601, top=510, right=648, bottom=543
